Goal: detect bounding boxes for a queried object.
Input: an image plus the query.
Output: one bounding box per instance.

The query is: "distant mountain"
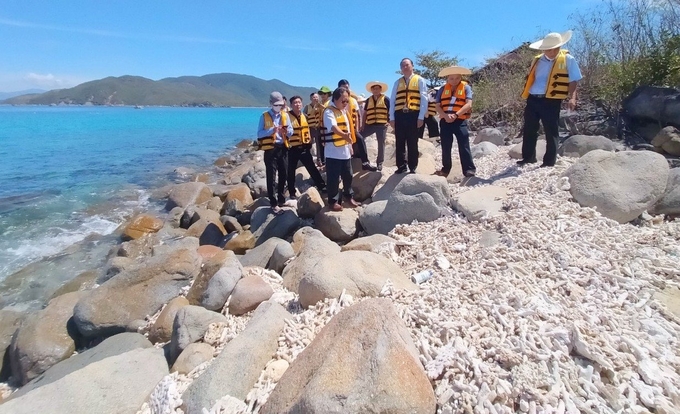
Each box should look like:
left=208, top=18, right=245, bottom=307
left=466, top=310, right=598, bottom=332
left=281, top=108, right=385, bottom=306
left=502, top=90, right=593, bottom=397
left=1, top=74, right=317, bottom=107
left=0, top=89, right=46, bottom=100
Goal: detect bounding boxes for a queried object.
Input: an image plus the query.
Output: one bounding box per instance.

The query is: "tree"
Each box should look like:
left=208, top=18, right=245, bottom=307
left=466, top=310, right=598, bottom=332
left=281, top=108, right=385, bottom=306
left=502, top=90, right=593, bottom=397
left=414, top=50, right=459, bottom=89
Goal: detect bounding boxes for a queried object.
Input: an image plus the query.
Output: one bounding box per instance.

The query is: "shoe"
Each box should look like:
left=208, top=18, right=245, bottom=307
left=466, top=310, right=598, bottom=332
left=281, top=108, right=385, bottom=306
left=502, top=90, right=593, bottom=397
left=464, top=170, right=476, bottom=177
left=433, top=170, right=448, bottom=177
left=317, top=185, right=327, bottom=193
left=362, top=163, right=378, bottom=172
left=289, top=193, right=298, bottom=200
left=345, top=198, right=361, bottom=207
left=395, top=165, right=408, bottom=174
left=408, top=170, right=416, bottom=174
left=330, top=202, right=343, bottom=212
left=271, top=205, right=283, bottom=215
left=516, top=159, right=537, bottom=166
left=539, top=163, right=554, bottom=168
left=376, top=163, right=383, bottom=172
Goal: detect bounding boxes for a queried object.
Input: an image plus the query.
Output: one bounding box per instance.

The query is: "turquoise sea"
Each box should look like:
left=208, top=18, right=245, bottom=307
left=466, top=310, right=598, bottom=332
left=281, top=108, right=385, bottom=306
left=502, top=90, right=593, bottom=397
left=0, top=106, right=262, bottom=310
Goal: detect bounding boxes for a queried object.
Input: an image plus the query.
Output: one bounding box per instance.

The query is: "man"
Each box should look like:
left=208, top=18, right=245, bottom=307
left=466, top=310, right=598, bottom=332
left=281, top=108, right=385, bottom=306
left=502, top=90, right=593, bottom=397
left=303, top=92, right=323, bottom=167
left=315, top=86, right=333, bottom=166
left=435, top=66, right=476, bottom=178
left=518, top=30, right=582, bottom=168
left=321, top=87, right=361, bottom=211
left=419, top=88, right=440, bottom=139
left=361, top=81, right=390, bottom=171
left=287, top=95, right=326, bottom=198
left=338, top=79, right=377, bottom=172
left=389, top=58, right=428, bottom=174
left=257, top=91, right=293, bottom=213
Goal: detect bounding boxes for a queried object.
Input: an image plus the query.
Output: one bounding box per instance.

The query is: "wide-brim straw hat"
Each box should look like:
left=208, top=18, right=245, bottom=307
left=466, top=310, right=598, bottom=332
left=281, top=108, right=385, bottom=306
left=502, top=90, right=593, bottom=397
left=365, top=81, right=388, bottom=93
left=529, top=30, right=572, bottom=50
left=438, top=66, right=472, bottom=77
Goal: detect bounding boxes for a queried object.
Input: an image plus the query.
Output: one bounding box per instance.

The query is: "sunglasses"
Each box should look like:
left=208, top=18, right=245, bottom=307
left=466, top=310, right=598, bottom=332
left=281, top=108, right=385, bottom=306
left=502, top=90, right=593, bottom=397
left=341, top=99, right=349, bottom=104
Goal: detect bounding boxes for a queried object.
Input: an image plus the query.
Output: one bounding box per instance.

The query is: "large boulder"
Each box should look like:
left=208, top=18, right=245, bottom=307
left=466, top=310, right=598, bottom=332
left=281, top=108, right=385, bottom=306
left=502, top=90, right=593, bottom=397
left=148, top=296, right=190, bottom=344
left=297, top=187, right=325, bottom=219
left=651, top=168, right=680, bottom=216
left=351, top=170, right=382, bottom=202
left=171, top=342, right=214, bottom=375
left=281, top=228, right=341, bottom=293
left=0, top=310, right=23, bottom=380
left=225, top=182, right=254, bottom=207
left=185, top=250, right=233, bottom=306
left=473, top=127, right=505, bottom=146
left=651, top=126, right=680, bottom=156
left=471, top=142, right=499, bottom=159
left=558, top=135, right=617, bottom=158
left=238, top=237, right=292, bottom=270
left=452, top=186, right=509, bottom=222
left=181, top=301, right=290, bottom=413
left=165, top=182, right=213, bottom=210
left=622, top=86, right=680, bottom=139
left=73, top=248, right=201, bottom=338
left=10, top=292, right=84, bottom=385
left=200, top=254, right=244, bottom=311
left=261, top=298, right=435, bottom=414
left=227, top=275, right=274, bottom=315
left=414, top=154, right=437, bottom=175
left=565, top=150, right=670, bottom=223
left=250, top=207, right=301, bottom=246
left=374, top=173, right=449, bottom=205
left=342, top=234, right=399, bottom=254
left=298, top=250, right=416, bottom=308
left=122, top=214, right=163, bottom=240
left=242, top=162, right=267, bottom=195
left=509, top=141, right=546, bottom=160
left=224, top=230, right=256, bottom=254
left=314, top=207, right=360, bottom=243
left=170, top=306, right=227, bottom=362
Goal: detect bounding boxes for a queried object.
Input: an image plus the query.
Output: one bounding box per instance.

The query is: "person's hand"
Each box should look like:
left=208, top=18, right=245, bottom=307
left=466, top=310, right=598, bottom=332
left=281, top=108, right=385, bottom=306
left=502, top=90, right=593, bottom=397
left=417, top=119, right=424, bottom=128
left=568, top=98, right=577, bottom=111
left=445, top=114, right=457, bottom=123
left=389, top=121, right=395, bottom=130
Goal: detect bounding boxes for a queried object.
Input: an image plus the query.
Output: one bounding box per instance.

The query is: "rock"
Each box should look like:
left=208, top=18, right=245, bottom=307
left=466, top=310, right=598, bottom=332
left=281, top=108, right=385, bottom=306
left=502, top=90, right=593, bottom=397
left=418, top=139, right=437, bottom=157
left=122, top=214, right=163, bottom=240
left=263, top=359, right=289, bottom=382
left=622, top=86, right=680, bottom=130
left=174, top=167, right=195, bottom=178
left=228, top=275, right=274, bottom=315
left=117, top=236, right=156, bottom=258
left=224, top=230, right=256, bottom=254
left=509, top=141, right=546, bottom=160
left=0, top=310, right=23, bottom=380
left=558, top=135, right=617, bottom=158
left=193, top=172, right=209, bottom=183
left=651, top=168, right=680, bottom=216
left=148, top=296, right=190, bottom=344
left=251, top=208, right=301, bottom=247
left=565, top=150, right=669, bottom=223
left=0, top=347, right=168, bottom=414
left=165, top=182, right=213, bottom=210
left=269, top=241, right=295, bottom=275
left=196, top=222, right=228, bottom=247
left=473, top=127, right=505, bottom=145
left=49, top=270, right=98, bottom=299
left=242, top=162, right=267, bottom=193
left=452, top=186, right=509, bottom=222
left=225, top=183, right=254, bottom=207
left=351, top=170, right=382, bottom=202
left=471, top=141, right=499, bottom=158
left=261, top=298, right=435, bottom=414
left=651, top=126, right=680, bottom=156
left=181, top=301, right=290, bottom=413
left=171, top=342, right=214, bottom=375
left=297, top=187, right=325, bottom=218
left=208, top=183, right=232, bottom=200
left=360, top=192, right=440, bottom=235
left=342, top=234, right=399, bottom=255
left=10, top=292, right=84, bottom=385
left=314, top=207, right=359, bottom=243
left=171, top=306, right=227, bottom=362
left=251, top=178, right=268, bottom=199
left=201, top=254, right=244, bottom=311
left=479, top=231, right=502, bottom=248
left=220, top=198, right=244, bottom=216
left=239, top=237, right=293, bottom=271
left=653, top=287, right=680, bottom=320
left=196, top=245, right=224, bottom=260
left=298, top=250, right=416, bottom=308
left=281, top=227, right=340, bottom=292
left=73, top=248, right=201, bottom=338
left=220, top=215, right=242, bottom=233
left=185, top=250, right=233, bottom=306
left=415, top=153, right=437, bottom=175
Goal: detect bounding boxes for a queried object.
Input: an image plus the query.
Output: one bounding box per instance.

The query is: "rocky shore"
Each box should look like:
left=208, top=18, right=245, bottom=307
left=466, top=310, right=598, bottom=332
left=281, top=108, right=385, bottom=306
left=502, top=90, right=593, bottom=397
left=0, top=121, right=679, bottom=413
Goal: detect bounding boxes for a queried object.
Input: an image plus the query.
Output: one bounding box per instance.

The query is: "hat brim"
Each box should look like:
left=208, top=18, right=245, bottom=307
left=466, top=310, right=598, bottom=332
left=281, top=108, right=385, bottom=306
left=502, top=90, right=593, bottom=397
left=438, top=66, right=472, bottom=77
left=365, top=82, right=388, bottom=93
left=271, top=99, right=284, bottom=105
left=529, top=30, right=572, bottom=50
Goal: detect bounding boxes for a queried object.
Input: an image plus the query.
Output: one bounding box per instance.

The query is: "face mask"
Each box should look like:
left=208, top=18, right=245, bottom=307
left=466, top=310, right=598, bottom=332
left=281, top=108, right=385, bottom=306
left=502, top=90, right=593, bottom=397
left=271, top=105, right=282, bottom=113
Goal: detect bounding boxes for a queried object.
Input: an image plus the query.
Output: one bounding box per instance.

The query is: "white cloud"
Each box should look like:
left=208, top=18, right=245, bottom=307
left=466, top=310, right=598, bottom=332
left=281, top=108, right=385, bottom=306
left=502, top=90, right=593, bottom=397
left=341, top=42, right=376, bottom=53
left=24, top=73, right=83, bottom=89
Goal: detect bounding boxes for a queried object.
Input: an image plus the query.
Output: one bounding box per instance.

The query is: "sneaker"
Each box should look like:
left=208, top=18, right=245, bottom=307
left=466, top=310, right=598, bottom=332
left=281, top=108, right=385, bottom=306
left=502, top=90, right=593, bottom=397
left=464, top=170, right=476, bottom=177
left=362, top=163, right=378, bottom=172
left=516, top=159, right=537, bottom=166
left=408, top=170, right=416, bottom=174
left=539, top=163, right=554, bottom=168
left=330, top=202, right=343, bottom=212
left=395, top=165, right=408, bottom=174
left=376, top=163, right=383, bottom=172
left=345, top=198, right=361, bottom=208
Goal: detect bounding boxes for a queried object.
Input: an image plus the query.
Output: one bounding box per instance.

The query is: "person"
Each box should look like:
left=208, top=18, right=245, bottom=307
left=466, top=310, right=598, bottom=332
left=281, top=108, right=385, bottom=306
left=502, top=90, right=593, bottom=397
left=315, top=86, right=333, bottom=166
left=518, top=30, right=582, bottom=167
left=338, top=79, right=377, bottom=172
left=281, top=96, right=290, bottom=113
left=419, top=89, right=440, bottom=139
left=287, top=95, right=326, bottom=198
left=303, top=92, right=323, bottom=167
left=434, top=66, right=476, bottom=178
left=389, top=58, right=428, bottom=174
left=321, top=87, right=361, bottom=211
left=257, top=91, right=293, bottom=213
left=361, top=81, right=390, bottom=171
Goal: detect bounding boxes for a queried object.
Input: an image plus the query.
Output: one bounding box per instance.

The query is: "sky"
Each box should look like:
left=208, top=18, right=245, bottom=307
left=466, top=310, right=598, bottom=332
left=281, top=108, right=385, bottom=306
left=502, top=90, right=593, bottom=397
left=0, top=0, right=597, bottom=94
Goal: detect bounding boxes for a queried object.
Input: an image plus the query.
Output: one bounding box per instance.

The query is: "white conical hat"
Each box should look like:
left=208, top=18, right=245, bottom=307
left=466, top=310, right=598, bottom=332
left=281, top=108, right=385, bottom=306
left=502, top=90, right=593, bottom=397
left=438, top=66, right=472, bottom=77
left=529, top=30, right=572, bottom=50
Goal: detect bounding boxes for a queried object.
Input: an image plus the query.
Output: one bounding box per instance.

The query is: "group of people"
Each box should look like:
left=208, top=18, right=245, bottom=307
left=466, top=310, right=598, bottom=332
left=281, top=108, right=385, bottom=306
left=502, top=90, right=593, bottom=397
left=257, top=30, right=582, bottom=214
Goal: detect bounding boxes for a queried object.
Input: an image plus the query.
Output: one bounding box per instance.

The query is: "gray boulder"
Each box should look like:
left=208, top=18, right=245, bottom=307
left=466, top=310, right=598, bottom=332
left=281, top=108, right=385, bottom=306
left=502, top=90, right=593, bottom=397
left=471, top=141, right=499, bottom=158
left=228, top=275, right=274, bottom=315
left=201, top=254, right=244, bottom=311
left=452, top=186, right=509, bottom=221
left=165, top=182, right=213, bottom=210
left=297, top=187, right=325, bottom=219
left=148, top=296, right=190, bottom=343
left=171, top=342, right=214, bottom=375
left=622, top=86, right=680, bottom=140
left=281, top=227, right=340, bottom=293
left=314, top=207, right=360, bottom=243
left=0, top=310, right=23, bottom=380
left=250, top=207, right=301, bottom=246
left=473, top=127, right=505, bottom=146
left=558, top=135, right=616, bottom=157
left=651, top=126, right=680, bottom=156
left=342, top=234, right=399, bottom=255
left=170, top=306, right=227, bottom=362
left=239, top=237, right=292, bottom=270
left=269, top=241, right=296, bottom=274
left=651, top=168, right=680, bottom=216
left=509, top=141, right=546, bottom=160
left=351, top=170, right=382, bottom=202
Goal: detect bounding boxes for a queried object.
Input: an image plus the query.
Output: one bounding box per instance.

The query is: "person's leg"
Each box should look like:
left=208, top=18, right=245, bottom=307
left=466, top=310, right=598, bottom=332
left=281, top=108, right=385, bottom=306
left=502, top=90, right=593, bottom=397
left=325, top=158, right=341, bottom=205
left=311, top=127, right=322, bottom=165
left=286, top=146, right=301, bottom=198
left=418, top=122, right=426, bottom=139
left=439, top=120, right=454, bottom=174
left=539, top=98, right=562, bottom=166
left=453, top=120, right=476, bottom=175
left=376, top=125, right=386, bottom=167
left=263, top=149, right=277, bottom=207
left=406, top=113, right=420, bottom=172
left=427, top=115, right=440, bottom=137
left=520, top=97, right=541, bottom=163
left=300, top=145, right=326, bottom=189
left=340, top=158, right=355, bottom=204
left=275, top=147, right=288, bottom=205
left=394, top=113, right=407, bottom=171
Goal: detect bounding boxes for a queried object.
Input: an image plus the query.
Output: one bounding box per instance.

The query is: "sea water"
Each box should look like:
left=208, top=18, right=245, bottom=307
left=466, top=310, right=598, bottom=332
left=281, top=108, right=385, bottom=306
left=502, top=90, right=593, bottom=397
left=0, top=106, right=262, bottom=309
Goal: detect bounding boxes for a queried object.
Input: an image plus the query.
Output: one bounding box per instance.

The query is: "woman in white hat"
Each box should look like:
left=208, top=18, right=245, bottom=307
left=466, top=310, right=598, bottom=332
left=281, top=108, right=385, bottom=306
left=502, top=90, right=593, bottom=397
left=518, top=30, right=583, bottom=168
left=361, top=81, right=390, bottom=171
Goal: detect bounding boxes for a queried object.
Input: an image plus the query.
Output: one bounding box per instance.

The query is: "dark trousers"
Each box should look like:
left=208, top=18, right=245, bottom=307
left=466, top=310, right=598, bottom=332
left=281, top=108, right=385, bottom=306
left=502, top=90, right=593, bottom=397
left=311, top=127, right=324, bottom=163
left=362, top=124, right=387, bottom=164
left=521, top=95, right=562, bottom=165
left=325, top=157, right=353, bottom=205
left=440, top=119, right=475, bottom=174
left=352, top=131, right=370, bottom=164
left=287, top=144, right=326, bottom=196
left=263, top=145, right=288, bottom=207
left=394, top=111, right=420, bottom=171
left=419, top=115, right=440, bottom=138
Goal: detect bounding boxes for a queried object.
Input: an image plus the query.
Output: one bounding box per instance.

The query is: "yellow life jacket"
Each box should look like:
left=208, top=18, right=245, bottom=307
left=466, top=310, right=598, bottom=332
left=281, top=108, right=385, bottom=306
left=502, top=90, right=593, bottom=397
left=365, top=95, right=389, bottom=125
left=394, top=75, right=422, bottom=111
left=258, top=111, right=289, bottom=151
left=439, top=81, right=471, bottom=119
left=304, top=103, right=321, bottom=128
left=288, top=112, right=311, bottom=147
left=427, top=101, right=437, bottom=117
left=521, top=49, right=570, bottom=100
left=321, top=106, right=356, bottom=147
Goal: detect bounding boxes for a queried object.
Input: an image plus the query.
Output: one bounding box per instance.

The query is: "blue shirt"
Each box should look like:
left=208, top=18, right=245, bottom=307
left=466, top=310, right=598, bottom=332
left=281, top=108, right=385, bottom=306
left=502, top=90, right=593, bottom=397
left=529, top=53, right=583, bottom=95
left=256, top=109, right=293, bottom=144
left=389, top=75, right=429, bottom=121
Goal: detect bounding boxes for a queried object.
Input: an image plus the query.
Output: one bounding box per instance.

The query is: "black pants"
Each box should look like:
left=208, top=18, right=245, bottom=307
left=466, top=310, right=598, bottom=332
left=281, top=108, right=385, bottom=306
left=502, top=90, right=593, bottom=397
left=440, top=119, right=475, bottom=175
left=394, top=111, right=420, bottom=171
left=264, top=145, right=288, bottom=207
left=311, top=127, right=324, bottom=163
left=287, top=144, right=326, bottom=196
left=419, top=115, right=440, bottom=138
left=352, top=131, right=370, bottom=164
left=521, top=95, right=562, bottom=165
left=325, top=157, right=353, bottom=205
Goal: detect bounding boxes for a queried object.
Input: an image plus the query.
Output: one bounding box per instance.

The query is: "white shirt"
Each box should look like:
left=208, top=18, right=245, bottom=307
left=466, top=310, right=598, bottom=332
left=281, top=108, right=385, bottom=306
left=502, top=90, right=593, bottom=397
left=322, top=102, right=352, bottom=160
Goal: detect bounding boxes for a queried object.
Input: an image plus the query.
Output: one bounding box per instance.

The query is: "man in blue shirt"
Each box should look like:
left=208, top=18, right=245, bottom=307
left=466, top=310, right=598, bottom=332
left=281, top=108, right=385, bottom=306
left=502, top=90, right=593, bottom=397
left=518, top=30, right=583, bottom=168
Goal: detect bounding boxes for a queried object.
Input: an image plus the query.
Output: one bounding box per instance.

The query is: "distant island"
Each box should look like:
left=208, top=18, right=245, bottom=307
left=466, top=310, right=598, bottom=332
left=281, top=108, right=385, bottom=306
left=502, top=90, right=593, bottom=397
left=1, top=73, right=317, bottom=107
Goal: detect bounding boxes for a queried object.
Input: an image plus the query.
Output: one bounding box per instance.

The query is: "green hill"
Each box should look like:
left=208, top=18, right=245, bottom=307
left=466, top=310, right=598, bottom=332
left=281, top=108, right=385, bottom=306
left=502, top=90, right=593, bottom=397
left=2, top=73, right=318, bottom=107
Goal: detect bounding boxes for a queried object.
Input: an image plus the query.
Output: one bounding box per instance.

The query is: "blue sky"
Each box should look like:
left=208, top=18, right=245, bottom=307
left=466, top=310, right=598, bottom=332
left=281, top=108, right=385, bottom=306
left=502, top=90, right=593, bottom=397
left=0, top=0, right=594, bottom=93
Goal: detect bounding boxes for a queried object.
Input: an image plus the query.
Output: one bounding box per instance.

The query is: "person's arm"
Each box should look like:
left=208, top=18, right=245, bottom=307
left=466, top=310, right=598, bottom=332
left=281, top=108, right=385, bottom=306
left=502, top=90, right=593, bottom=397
left=568, top=82, right=578, bottom=110
left=256, top=113, right=273, bottom=138
left=389, top=80, right=398, bottom=129
left=566, top=54, right=583, bottom=111
left=384, top=96, right=391, bottom=124
left=456, top=84, right=473, bottom=117
left=285, top=118, right=294, bottom=137
left=417, top=77, right=428, bottom=121
left=434, top=88, right=451, bottom=121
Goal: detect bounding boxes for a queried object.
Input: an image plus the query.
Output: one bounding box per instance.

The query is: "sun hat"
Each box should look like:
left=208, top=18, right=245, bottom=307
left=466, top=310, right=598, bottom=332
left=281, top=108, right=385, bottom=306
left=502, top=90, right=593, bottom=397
left=365, top=81, right=388, bottom=93
left=529, top=30, right=572, bottom=50
left=318, top=86, right=332, bottom=94
left=438, top=66, right=472, bottom=77
left=269, top=91, right=284, bottom=105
